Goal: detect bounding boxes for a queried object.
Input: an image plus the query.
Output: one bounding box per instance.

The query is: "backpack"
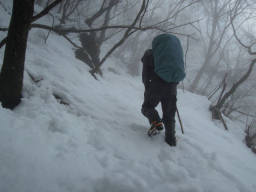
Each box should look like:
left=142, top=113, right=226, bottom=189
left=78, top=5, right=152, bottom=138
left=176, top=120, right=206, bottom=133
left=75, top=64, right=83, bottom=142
left=152, top=34, right=186, bottom=83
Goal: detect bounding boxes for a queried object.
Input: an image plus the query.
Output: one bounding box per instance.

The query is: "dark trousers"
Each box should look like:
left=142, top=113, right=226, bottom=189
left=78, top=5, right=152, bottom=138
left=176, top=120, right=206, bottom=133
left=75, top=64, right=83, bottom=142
left=141, top=82, right=177, bottom=135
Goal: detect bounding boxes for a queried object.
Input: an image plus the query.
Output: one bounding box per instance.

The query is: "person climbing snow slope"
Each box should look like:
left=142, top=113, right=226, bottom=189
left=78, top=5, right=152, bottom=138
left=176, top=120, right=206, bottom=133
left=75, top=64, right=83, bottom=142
left=141, top=33, right=185, bottom=147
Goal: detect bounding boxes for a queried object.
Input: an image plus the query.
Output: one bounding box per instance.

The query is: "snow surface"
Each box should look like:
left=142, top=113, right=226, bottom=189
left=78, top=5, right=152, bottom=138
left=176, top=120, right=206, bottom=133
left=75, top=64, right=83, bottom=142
left=1, top=10, right=256, bottom=192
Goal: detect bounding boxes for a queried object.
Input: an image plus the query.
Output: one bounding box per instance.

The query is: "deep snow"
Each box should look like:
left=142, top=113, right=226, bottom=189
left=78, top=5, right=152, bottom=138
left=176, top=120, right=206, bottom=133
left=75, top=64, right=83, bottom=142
left=1, top=6, right=256, bottom=192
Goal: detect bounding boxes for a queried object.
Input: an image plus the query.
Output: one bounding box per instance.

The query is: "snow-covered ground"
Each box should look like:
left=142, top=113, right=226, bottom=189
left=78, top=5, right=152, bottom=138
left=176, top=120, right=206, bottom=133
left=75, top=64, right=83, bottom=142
left=1, top=7, right=256, bottom=192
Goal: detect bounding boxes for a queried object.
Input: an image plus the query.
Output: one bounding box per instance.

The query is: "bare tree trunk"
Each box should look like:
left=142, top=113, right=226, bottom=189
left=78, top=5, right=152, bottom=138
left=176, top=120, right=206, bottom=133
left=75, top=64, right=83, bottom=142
left=210, top=58, right=256, bottom=121
left=0, top=0, right=35, bottom=109
left=60, top=0, right=69, bottom=24
left=189, top=0, right=231, bottom=92
left=201, top=55, right=223, bottom=95
left=189, top=21, right=218, bottom=92
left=215, top=59, right=256, bottom=110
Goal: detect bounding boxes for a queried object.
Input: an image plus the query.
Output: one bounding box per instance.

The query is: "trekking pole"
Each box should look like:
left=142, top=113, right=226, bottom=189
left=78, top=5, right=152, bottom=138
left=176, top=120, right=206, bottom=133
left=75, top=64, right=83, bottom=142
left=176, top=107, right=184, bottom=134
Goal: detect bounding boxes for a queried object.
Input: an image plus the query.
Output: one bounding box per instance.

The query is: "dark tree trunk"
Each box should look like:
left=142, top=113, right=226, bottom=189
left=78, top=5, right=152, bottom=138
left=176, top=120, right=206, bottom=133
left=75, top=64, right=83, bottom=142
left=210, top=58, right=256, bottom=123
left=0, top=0, right=35, bottom=109
left=214, top=59, right=256, bottom=111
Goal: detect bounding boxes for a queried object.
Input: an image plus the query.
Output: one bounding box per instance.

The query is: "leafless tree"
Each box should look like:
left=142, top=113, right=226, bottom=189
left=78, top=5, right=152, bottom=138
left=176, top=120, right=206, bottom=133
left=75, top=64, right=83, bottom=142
left=1, top=0, right=199, bottom=77
left=0, top=0, right=62, bottom=109
left=189, top=0, right=235, bottom=93
left=209, top=0, right=256, bottom=122
left=58, top=0, right=83, bottom=24
left=108, top=0, right=200, bottom=76
left=75, top=0, right=121, bottom=76
left=0, top=0, right=200, bottom=109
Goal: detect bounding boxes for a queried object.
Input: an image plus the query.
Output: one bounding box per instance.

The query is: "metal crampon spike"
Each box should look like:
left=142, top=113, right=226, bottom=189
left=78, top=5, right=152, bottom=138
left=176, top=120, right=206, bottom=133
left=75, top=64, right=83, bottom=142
left=147, top=127, right=159, bottom=137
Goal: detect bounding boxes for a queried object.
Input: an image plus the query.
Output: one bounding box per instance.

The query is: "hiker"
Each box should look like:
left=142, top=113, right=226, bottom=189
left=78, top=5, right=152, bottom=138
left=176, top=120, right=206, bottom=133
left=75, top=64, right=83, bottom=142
left=141, top=34, right=185, bottom=147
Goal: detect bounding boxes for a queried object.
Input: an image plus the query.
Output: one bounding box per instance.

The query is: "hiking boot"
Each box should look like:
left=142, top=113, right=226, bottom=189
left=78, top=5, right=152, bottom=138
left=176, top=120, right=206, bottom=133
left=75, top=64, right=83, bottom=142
left=165, top=122, right=176, bottom=146
left=147, top=126, right=159, bottom=136
left=152, top=121, right=164, bottom=131
left=165, top=136, right=176, bottom=146
left=147, top=121, right=163, bottom=136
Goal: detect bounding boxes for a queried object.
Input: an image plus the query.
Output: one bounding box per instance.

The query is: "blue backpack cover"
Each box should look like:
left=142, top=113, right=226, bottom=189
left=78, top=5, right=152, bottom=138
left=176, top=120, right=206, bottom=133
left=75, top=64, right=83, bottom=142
left=152, top=34, right=185, bottom=83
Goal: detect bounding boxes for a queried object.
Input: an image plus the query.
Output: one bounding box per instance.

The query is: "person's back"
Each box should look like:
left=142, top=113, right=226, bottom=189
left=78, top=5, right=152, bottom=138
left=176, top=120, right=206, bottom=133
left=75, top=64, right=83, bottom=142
left=142, top=49, right=177, bottom=88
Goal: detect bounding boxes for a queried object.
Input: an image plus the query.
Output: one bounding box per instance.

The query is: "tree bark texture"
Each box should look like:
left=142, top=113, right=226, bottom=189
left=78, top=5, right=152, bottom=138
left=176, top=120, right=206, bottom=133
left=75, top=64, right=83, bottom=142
left=0, top=0, right=35, bottom=109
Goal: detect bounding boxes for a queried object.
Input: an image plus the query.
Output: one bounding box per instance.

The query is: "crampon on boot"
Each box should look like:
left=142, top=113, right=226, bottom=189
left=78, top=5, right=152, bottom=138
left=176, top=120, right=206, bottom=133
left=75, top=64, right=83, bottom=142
left=147, top=121, right=164, bottom=137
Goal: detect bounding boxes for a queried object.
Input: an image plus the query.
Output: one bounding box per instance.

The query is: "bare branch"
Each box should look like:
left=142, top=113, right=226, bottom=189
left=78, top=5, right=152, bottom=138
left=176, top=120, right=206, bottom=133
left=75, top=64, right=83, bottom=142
left=231, top=19, right=256, bottom=55
left=30, top=23, right=147, bottom=33
left=184, top=36, right=190, bottom=70
left=139, top=0, right=150, bottom=27
left=166, top=19, right=202, bottom=32
left=230, top=1, right=256, bottom=55
left=236, top=110, right=256, bottom=118
left=65, top=0, right=83, bottom=19
left=96, top=0, right=147, bottom=70
left=216, top=58, right=256, bottom=110
left=62, top=34, right=82, bottom=49
left=220, top=112, right=229, bottom=130
left=31, top=0, right=63, bottom=22
left=130, top=0, right=147, bottom=27
left=31, top=15, right=199, bottom=35
left=86, top=0, right=120, bottom=26
left=1, top=0, right=63, bottom=48
left=170, top=0, right=199, bottom=19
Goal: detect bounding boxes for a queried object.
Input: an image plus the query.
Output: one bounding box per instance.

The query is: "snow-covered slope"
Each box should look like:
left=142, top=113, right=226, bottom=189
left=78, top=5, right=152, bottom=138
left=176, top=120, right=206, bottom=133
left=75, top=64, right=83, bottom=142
left=1, top=18, right=256, bottom=192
